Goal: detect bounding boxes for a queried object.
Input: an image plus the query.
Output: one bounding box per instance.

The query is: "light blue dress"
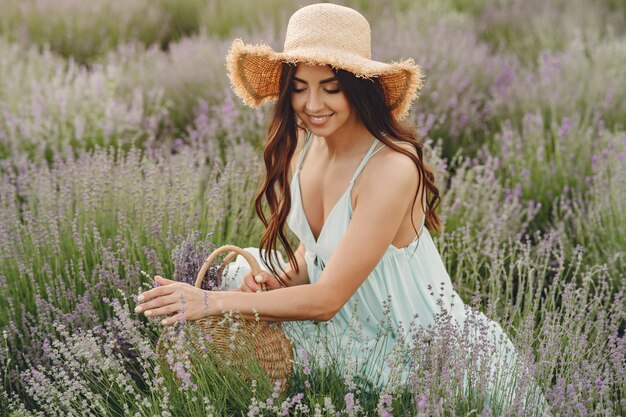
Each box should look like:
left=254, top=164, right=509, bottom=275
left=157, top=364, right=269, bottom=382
left=223, top=132, right=543, bottom=409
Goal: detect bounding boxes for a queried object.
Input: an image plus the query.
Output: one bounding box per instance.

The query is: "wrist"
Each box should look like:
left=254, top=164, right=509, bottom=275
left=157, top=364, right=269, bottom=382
left=202, top=290, right=212, bottom=318
left=202, top=290, right=225, bottom=317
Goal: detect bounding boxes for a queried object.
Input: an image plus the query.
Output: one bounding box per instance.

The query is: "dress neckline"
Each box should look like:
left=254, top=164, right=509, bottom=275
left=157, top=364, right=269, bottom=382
left=293, top=170, right=352, bottom=244
left=292, top=134, right=382, bottom=245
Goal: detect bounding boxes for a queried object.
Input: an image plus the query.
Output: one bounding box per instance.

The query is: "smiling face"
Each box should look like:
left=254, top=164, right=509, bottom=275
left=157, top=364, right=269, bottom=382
left=290, top=63, right=357, bottom=138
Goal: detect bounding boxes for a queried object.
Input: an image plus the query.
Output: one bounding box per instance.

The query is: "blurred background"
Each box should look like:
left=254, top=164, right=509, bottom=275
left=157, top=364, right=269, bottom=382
left=1, top=0, right=625, bottom=415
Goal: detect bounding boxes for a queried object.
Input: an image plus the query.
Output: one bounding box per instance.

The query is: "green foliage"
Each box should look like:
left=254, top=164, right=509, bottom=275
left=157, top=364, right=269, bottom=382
left=107, top=36, right=235, bottom=133
left=0, top=0, right=625, bottom=415
left=554, top=138, right=626, bottom=276
left=0, top=0, right=169, bottom=64
left=158, top=0, right=207, bottom=45
left=200, top=0, right=291, bottom=39
left=0, top=145, right=265, bottom=371
left=475, top=0, right=626, bottom=64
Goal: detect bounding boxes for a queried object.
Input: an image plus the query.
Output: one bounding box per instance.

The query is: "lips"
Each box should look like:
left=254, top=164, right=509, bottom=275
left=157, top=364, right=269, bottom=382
left=306, top=113, right=333, bottom=126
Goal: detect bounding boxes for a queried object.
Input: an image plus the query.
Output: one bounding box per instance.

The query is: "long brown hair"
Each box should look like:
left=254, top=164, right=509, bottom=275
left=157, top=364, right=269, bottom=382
left=254, top=63, right=442, bottom=279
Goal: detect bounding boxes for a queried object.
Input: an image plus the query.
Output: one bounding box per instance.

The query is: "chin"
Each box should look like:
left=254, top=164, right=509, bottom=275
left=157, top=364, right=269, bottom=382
left=304, top=122, right=342, bottom=137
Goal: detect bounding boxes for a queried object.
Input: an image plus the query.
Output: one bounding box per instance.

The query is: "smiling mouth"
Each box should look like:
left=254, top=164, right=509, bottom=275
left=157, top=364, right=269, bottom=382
left=306, top=113, right=333, bottom=125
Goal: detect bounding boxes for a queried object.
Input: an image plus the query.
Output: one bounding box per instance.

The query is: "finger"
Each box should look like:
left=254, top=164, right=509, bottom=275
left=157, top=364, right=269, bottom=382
left=244, top=275, right=262, bottom=292
left=135, top=293, right=178, bottom=314
left=244, top=272, right=261, bottom=291
left=154, top=275, right=177, bottom=286
left=265, top=275, right=283, bottom=290
left=239, top=280, right=260, bottom=293
left=137, top=284, right=176, bottom=303
left=258, top=272, right=282, bottom=290
left=160, top=312, right=186, bottom=327
left=142, top=302, right=182, bottom=319
left=265, top=280, right=282, bottom=290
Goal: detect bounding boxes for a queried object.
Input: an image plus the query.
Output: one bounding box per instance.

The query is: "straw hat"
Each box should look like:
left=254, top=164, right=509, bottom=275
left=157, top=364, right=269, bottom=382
left=226, top=3, right=423, bottom=120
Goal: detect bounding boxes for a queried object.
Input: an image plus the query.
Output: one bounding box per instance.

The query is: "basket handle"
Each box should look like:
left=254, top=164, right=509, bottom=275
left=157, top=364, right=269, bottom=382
left=195, top=245, right=263, bottom=289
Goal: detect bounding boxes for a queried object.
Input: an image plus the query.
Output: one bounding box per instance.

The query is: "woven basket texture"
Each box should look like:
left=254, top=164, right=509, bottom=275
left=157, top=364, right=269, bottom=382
left=156, top=245, right=294, bottom=390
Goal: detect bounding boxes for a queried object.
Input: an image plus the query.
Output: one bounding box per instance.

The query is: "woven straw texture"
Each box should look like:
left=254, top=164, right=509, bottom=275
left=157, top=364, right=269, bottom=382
left=156, top=245, right=293, bottom=390
left=226, top=3, right=423, bottom=120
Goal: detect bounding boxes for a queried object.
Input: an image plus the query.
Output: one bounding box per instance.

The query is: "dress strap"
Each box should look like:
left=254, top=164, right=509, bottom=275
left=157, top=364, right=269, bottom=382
left=347, top=135, right=428, bottom=245
left=349, top=138, right=383, bottom=184
left=296, top=130, right=313, bottom=174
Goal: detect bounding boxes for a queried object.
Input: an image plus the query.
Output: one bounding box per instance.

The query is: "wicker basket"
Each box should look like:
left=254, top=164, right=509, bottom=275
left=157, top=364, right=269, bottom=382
left=156, top=245, right=294, bottom=390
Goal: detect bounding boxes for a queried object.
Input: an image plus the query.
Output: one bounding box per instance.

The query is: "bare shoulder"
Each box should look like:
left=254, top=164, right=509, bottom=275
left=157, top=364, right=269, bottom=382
left=352, top=140, right=420, bottom=214
left=364, top=140, right=420, bottom=187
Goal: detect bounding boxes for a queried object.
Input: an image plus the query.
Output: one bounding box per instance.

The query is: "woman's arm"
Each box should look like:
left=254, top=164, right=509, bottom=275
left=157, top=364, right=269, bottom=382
left=136, top=150, right=421, bottom=325
left=237, top=241, right=310, bottom=292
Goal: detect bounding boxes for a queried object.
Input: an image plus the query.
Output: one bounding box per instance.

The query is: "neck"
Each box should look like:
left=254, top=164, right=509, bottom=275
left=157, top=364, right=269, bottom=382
left=317, top=119, right=374, bottom=159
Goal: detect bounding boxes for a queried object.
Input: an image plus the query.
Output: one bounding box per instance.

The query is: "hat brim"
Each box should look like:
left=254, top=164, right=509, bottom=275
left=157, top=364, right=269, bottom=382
left=226, top=39, right=423, bottom=120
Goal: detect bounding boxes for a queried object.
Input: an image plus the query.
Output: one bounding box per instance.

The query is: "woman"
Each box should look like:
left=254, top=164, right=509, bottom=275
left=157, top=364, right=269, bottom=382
left=136, top=2, right=541, bottom=408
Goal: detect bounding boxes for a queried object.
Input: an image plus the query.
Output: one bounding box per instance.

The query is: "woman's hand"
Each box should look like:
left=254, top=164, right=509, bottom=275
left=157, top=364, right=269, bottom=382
left=135, top=276, right=212, bottom=326
left=237, top=271, right=284, bottom=293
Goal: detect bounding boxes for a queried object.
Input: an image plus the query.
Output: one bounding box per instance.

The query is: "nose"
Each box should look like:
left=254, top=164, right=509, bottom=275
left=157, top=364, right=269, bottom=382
left=305, top=90, right=324, bottom=113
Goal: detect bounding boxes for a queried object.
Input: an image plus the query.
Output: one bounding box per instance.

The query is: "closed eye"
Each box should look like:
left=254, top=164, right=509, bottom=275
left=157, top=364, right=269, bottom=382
left=292, top=87, right=340, bottom=94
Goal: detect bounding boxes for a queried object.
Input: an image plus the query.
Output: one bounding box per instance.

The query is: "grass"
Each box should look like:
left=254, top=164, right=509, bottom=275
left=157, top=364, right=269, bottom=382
left=0, top=0, right=625, bottom=415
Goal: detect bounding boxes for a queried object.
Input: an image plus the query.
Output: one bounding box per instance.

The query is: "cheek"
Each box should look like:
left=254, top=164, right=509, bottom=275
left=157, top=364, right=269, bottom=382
left=291, top=94, right=304, bottom=111
left=332, top=95, right=352, bottom=115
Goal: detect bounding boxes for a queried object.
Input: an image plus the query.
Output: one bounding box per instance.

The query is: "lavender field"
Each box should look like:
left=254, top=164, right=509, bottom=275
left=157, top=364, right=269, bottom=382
left=0, top=0, right=624, bottom=415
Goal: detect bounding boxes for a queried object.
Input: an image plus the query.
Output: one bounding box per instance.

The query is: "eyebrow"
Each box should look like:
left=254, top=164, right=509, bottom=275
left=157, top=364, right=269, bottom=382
left=292, top=76, right=338, bottom=85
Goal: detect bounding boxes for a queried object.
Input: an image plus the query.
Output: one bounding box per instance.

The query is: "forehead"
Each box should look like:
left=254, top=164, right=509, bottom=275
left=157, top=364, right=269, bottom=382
left=293, top=63, right=335, bottom=80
